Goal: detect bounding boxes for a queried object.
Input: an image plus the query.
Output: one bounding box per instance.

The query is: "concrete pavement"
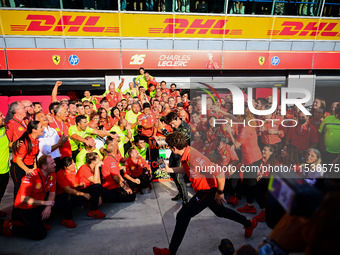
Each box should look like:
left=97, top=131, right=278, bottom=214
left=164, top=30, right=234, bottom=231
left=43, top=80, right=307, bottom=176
left=0, top=179, right=271, bottom=255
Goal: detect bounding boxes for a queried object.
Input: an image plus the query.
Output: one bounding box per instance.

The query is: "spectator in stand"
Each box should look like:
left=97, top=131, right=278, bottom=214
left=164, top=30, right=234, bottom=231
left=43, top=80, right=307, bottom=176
left=75, top=152, right=105, bottom=219
left=32, top=102, right=42, bottom=114
left=55, top=157, right=93, bottom=228
left=35, top=112, right=67, bottom=172
left=2, top=155, right=56, bottom=240
left=285, top=111, right=318, bottom=155
left=124, top=147, right=153, bottom=193
left=75, top=136, right=103, bottom=171
left=0, top=111, right=9, bottom=217
left=11, top=121, right=44, bottom=199
left=137, top=103, right=158, bottom=142
left=319, top=105, right=340, bottom=167
left=6, top=101, right=27, bottom=146
left=101, top=139, right=136, bottom=202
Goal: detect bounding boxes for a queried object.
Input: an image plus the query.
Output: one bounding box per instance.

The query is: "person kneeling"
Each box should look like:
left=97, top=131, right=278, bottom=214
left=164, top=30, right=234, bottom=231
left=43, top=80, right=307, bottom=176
left=2, top=155, right=56, bottom=240
left=55, top=157, right=98, bottom=228
left=101, top=139, right=136, bottom=203
left=75, top=152, right=105, bottom=219
left=124, top=148, right=153, bottom=194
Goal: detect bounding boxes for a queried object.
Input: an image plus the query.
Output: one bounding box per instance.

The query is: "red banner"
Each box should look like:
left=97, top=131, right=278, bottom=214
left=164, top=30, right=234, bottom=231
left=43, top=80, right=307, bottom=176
left=121, top=50, right=223, bottom=70
left=6, top=49, right=121, bottom=70
left=0, top=49, right=7, bottom=70
left=223, top=52, right=314, bottom=70
left=4, top=48, right=340, bottom=70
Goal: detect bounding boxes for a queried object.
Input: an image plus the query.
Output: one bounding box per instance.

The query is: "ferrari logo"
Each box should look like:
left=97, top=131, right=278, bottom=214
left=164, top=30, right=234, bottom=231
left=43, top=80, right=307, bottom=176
left=259, top=57, right=265, bottom=66
left=52, top=55, right=60, bottom=65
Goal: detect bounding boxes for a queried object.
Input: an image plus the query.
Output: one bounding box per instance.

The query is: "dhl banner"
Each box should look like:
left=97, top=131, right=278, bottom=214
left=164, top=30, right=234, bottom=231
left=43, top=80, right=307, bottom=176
left=1, top=10, right=340, bottom=40
left=5, top=48, right=340, bottom=70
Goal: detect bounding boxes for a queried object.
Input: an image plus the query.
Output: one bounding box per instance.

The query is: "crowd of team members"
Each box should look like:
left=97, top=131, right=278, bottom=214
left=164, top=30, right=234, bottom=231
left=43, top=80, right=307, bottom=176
left=0, top=67, right=339, bottom=250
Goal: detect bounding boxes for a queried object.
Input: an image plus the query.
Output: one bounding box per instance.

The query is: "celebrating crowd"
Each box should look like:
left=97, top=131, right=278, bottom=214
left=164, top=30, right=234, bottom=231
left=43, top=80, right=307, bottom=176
left=0, top=67, right=339, bottom=255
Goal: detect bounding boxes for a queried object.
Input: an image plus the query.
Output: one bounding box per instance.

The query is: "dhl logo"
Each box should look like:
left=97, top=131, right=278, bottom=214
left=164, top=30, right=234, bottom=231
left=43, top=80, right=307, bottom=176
left=149, top=18, right=242, bottom=35
left=10, top=15, right=119, bottom=33
left=268, top=21, right=339, bottom=37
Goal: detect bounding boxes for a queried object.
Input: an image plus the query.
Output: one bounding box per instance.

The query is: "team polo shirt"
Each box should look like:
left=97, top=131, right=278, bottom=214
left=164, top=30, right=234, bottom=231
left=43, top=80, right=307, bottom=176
left=124, top=157, right=150, bottom=178
left=123, top=88, right=137, bottom=97
left=218, top=144, right=239, bottom=166
left=106, top=92, right=122, bottom=108
left=180, top=146, right=218, bottom=192
left=237, top=126, right=262, bottom=165
left=68, top=125, right=94, bottom=151
left=160, top=88, right=170, bottom=95
left=110, top=126, right=129, bottom=157
left=13, top=134, right=39, bottom=165
left=56, top=169, right=77, bottom=195
left=125, top=110, right=142, bottom=136
left=68, top=116, right=76, bottom=126
left=6, top=118, right=27, bottom=142
left=75, top=148, right=103, bottom=171
left=81, top=97, right=97, bottom=111
left=102, top=155, right=121, bottom=190
left=49, top=117, right=72, bottom=158
left=169, top=90, right=180, bottom=100
left=0, top=127, right=9, bottom=174
left=319, top=115, right=340, bottom=153
left=136, top=74, right=153, bottom=90
left=14, top=169, right=56, bottom=209
left=109, top=116, right=120, bottom=127
left=137, top=113, right=157, bottom=137
left=286, top=123, right=318, bottom=152
left=76, top=165, right=94, bottom=188
left=136, top=144, right=149, bottom=160
left=260, top=119, right=284, bottom=145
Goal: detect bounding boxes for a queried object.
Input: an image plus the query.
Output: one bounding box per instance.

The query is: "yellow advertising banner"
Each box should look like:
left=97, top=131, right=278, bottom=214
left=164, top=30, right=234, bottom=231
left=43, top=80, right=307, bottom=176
left=1, top=10, right=339, bottom=40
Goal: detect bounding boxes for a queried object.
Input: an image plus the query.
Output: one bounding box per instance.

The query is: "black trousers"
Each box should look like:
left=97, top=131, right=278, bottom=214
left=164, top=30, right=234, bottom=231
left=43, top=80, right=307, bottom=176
left=169, top=153, right=188, bottom=200
left=126, top=172, right=152, bottom=190
left=72, top=150, right=79, bottom=162
left=10, top=162, right=33, bottom=200
left=169, top=188, right=250, bottom=255
left=0, top=172, right=9, bottom=205
left=79, top=184, right=102, bottom=211
left=101, top=187, right=136, bottom=203
left=12, top=206, right=47, bottom=240
left=54, top=193, right=87, bottom=220
left=243, top=160, right=266, bottom=209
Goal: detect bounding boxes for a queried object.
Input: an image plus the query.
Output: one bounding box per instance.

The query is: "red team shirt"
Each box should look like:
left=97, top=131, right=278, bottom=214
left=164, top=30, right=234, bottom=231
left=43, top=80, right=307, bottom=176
left=14, top=169, right=56, bottom=209
left=286, top=123, right=318, bottom=152
left=76, top=165, right=94, bottom=188
left=102, top=155, right=121, bottom=190
left=49, top=117, right=72, bottom=158
left=180, top=146, right=218, bottom=192
left=137, top=113, right=157, bottom=137
left=12, top=134, right=39, bottom=165
left=124, top=157, right=150, bottom=178
left=6, top=118, right=27, bottom=142
left=106, top=92, right=122, bottom=107
left=56, top=170, right=77, bottom=195
left=237, top=126, right=262, bottom=165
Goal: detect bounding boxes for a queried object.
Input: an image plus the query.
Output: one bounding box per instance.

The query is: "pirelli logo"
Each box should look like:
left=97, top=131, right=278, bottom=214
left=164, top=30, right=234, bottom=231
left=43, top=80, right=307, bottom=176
left=10, top=15, right=119, bottom=33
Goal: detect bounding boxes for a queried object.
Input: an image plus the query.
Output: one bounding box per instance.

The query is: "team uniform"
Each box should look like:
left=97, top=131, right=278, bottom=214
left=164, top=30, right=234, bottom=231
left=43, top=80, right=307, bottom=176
left=124, top=156, right=152, bottom=191
left=6, top=118, right=27, bottom=143
left=12, top=169, right=56, bottom=240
